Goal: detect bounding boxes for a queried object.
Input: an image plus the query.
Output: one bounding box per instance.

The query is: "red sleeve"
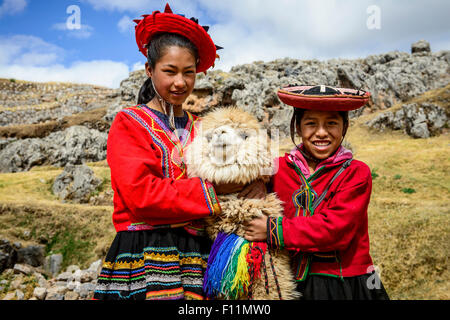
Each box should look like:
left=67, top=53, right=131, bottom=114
left=107, top=110, right=221, bottom=225
left=274, top=164, right=372, bottom=252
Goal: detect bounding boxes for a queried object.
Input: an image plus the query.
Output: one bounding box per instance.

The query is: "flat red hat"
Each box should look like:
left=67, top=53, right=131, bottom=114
left=277, top=85, right=371, bottom=111
left=134, top=3, right=220, bottom=73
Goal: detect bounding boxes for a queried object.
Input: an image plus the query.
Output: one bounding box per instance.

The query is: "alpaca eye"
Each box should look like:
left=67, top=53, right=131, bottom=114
left=239, top=132, right=249, bottom=140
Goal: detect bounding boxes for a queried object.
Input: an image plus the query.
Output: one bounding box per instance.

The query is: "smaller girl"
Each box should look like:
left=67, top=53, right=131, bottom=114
left=244, top=85, right=389, bottom=300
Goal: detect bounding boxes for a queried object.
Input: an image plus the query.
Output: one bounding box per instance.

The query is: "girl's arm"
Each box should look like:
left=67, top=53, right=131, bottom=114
left=107, top=111, right=221, bottom=225
left=245, top=165, right=371, bottom=253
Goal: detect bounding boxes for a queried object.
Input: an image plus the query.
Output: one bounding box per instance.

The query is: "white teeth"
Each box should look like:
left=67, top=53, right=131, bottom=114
left=313, top=142, right=330, bottom=146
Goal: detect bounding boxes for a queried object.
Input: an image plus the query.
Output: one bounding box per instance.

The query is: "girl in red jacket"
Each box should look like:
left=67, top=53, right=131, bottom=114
left=93, top=4, right=262, bottom=300
left=244, top=85, right=389, bottom=300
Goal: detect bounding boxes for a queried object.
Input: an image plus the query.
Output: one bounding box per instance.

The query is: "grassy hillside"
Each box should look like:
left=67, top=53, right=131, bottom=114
left=0, top=89, right=448, bottom=299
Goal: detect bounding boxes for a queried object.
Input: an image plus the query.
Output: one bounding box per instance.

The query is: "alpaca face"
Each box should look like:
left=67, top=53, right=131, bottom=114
left=185, top=107, right=274, bottom=185
left=207, top=124, right=252, bottom=165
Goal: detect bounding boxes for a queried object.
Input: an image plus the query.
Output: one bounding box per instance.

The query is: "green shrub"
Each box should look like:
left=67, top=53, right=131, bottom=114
left=401, top=187, right=416, bottom=194
left=371, top=168, right=379, bottom=180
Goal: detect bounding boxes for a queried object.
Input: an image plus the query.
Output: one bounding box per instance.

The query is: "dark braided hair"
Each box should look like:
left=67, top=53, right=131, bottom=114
left=137, top=33, right=199, bottom=105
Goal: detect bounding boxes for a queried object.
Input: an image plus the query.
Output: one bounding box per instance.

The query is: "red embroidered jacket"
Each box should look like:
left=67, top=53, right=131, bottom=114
left=107, top=105, right=221, bottom=233
left=269, top=148, right=374, bottom=280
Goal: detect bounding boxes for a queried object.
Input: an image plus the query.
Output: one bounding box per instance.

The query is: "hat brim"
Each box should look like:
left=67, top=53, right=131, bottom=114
left=277, top=85, right=371, bottom=111
left=135, top=12, right=216, bottom=73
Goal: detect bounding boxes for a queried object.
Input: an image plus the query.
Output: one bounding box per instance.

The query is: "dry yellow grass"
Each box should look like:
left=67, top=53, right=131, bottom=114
left=0, top=164, right=115, bottom=269
left=347, top=118, right=449, bottom=300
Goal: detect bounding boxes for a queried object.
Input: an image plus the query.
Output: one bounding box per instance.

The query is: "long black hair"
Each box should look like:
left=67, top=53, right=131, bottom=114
left=137, top=33, right=199, bottom=105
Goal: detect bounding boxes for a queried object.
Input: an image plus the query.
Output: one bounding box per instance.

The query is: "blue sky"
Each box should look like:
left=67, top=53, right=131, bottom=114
left=0, top=0, right=449, bottom=88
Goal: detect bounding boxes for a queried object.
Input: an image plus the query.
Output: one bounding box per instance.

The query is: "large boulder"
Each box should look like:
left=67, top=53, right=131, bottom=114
left=52, top=164, right=103, bottom=203
left=0, top=239, right=18, bottom=273
left=411, top=40, right=431, bottom=55
left=366, top=102, right=448, bottom=138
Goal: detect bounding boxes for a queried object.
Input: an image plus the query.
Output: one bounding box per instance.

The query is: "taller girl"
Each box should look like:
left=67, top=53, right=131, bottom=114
left=94, top=4, right=229, bottom=300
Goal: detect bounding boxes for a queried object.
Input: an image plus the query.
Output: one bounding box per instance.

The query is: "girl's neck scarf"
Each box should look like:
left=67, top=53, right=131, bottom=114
left=288, top=144, right=353, bottom=179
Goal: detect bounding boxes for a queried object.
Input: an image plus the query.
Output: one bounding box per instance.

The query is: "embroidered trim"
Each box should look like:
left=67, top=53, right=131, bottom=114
left=122, top=108, right=171, bottom=178
left=201, top=179, right=221, bottom=215
left=127, top=222, right=190, bottom=231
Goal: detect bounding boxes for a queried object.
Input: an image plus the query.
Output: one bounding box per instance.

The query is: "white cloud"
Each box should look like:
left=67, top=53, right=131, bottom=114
left=117, top=15, right=134, bottom=34
left=0, top=0, right=27, bottom=17
left=52, top=22, right=94, bottom=39
left=0, top=35, right=64, bottom=66
left=132, top=61, right=145, bottom=71
left=0, top=35, right=130, bottom=88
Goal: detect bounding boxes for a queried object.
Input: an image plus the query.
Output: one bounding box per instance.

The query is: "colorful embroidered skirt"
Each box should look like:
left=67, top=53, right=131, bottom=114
left=93, top=228, right=211, bottom=300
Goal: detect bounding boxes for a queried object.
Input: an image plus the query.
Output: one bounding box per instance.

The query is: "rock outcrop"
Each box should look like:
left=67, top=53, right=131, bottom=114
left=52, top=164, right=103, bottom=203
left=366, top=102, right=449, bottom=138
left=0, top=125, right=107, bottom=172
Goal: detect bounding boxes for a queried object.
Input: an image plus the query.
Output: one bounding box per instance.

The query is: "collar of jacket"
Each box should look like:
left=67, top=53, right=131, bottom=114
left=287, top=144, right=353, bottom=180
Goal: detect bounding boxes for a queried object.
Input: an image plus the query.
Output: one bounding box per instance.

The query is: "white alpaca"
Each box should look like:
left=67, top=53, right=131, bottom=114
left=185, top=107, right=299, bottom=300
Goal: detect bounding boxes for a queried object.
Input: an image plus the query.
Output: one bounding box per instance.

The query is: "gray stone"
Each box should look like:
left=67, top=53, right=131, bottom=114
left=0, top=239, right=17, bottom=273
left=80, top=270, right=96, bottom=283
left=45, top=286, right=67, bottom=300
left=17, top=245, right=45, bottom=267
left=0, top=126, right=108, bottom=173
left=15, top=289, right=25, bottom=300
left=76, top=282, right=96, bottom=299
left=64, top=291, right=80, bottom=300
left=366, top=102, right=448, bottom=138
left=44, top=253, right=63, bottom=276
left=13, top=263, right=33, bottom=275
left=33, top=287, right=47, bottom=300
left=412, top=40, right=431, bottom=54
left=88, top=259, right=102, bottom=274
left=56, top=271, right=72, bottom=282
left=66, top=280, right=81, bottom=291
left=52, top=164, right=103, bottom=203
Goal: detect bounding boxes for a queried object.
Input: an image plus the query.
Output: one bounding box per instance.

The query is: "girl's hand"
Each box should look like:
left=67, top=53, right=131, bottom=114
left=244, top=215, right=268, bottom=242
left=238, top=179, right=267, bottom=200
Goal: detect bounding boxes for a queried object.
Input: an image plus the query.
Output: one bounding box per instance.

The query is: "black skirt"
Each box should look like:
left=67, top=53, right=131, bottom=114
left=93, top=228, right=212, bottom=300
left=296, top=272, right=390, bottom=300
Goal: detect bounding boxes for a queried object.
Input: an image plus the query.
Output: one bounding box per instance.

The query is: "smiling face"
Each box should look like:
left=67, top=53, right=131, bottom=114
left=297, top=110, right=347, bottom=161
left=146, top=45, right=197, bottom=106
